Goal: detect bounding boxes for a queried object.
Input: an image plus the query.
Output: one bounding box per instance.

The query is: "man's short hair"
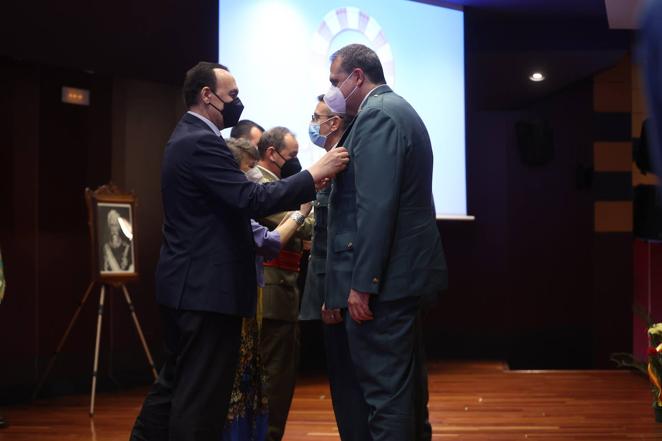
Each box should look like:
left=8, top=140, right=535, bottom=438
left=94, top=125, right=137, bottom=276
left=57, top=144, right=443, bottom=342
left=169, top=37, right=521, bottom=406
left=183, top=61, right=229, bottom=108
left=226, top=137, right=259, bottom=164
left=330, top=44, right=386, bottom=85
left=317, top=94, right=353, bottom=129
left=258, top=127, right=294, bottom=159
left=230, top=119, right=265, bottom=140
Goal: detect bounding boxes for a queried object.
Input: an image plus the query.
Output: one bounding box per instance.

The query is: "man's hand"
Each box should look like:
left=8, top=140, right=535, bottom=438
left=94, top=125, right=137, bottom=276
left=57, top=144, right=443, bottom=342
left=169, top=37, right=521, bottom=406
left=299, top=202, right=313, bottom=217
left=307, top=147, right=349, bottom=184
left=347, top=289, right=373, bottom=324
left=321, top=303, right=343, bottom=325
left=315, top=178, right=331, bottom=191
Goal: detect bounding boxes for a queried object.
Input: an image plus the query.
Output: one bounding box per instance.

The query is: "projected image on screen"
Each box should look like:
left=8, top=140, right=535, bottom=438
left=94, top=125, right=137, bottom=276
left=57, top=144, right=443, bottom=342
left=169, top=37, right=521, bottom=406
left=219, top=0, right=466, bottom=217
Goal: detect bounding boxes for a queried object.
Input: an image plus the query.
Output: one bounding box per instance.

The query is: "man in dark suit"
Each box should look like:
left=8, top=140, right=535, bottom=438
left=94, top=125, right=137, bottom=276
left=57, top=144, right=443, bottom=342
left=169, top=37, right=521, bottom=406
left=129, top=61, right=349, bottom=441
left=323, top=44, right=447, bottom=441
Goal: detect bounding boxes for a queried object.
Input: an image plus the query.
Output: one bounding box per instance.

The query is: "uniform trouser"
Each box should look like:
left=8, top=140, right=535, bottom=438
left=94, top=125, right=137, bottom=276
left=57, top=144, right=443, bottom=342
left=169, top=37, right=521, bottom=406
left=345, top=296, right=430, bottom=441
left=130, top=307, right=242, bottom=441
left=323, top=318, right=371, bottom=441
left=259, top=318, right=300, bottom=441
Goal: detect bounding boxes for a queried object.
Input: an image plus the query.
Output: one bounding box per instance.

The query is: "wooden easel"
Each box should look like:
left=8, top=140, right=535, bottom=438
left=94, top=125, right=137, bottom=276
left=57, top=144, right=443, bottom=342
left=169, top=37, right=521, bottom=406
left=33, top=184, right=157, bottom=416
left=32, top=281, right=158, bottom=415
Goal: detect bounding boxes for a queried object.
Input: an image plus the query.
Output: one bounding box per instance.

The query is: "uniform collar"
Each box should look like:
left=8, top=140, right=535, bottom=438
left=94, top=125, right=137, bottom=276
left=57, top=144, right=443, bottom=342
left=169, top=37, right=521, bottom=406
left=358, top=84, right=391, bottom=112
left=257, top=164, right=279, bottom=182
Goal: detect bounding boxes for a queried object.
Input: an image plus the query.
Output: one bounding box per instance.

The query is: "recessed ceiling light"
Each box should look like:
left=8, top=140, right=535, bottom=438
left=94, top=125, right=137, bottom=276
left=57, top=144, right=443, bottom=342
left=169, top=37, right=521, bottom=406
left=529, top=72, right=545, bottom=82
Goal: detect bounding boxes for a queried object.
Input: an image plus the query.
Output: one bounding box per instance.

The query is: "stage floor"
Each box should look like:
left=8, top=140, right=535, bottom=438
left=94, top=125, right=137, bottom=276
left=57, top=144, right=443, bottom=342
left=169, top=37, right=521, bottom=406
left=1, top=361, right=661, bottom=440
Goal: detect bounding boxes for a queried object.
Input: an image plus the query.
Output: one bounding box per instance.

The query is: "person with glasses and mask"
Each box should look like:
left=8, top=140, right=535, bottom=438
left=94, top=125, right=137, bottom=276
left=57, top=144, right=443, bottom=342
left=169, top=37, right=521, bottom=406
left=129, top=62, right=350, bottom=441
left=301, top=96, right=349, bottom=323
left=299, top=95, right=370, bottom=441
left=255, top=127, right=314, bottom=441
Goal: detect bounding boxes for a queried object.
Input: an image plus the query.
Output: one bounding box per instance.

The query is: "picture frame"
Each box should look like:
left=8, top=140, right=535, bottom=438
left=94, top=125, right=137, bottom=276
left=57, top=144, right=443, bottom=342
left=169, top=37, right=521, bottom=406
left=85, top=184, right=139, bottom=283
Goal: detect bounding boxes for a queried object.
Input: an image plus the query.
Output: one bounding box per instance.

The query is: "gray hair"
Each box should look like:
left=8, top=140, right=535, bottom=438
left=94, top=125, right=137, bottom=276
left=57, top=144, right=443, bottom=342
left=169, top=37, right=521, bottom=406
left=226, top=137, right=259, bottom=164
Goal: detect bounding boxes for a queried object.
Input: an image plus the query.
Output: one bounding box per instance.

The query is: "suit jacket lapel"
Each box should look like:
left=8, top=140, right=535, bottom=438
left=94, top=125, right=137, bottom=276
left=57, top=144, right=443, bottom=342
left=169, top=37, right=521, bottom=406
left=337, top=118, right=356, bottom=148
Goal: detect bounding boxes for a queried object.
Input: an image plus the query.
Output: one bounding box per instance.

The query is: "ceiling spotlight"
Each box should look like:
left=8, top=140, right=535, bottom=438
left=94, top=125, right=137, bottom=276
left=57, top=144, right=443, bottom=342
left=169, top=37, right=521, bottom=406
left=529, top=72, right=545, bottom=82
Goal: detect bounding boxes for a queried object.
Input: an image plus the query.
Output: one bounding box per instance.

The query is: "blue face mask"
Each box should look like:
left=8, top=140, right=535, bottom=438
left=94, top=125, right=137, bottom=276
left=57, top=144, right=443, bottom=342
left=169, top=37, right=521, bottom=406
left=308, top=117, right=336, bottom=148
left=308, top=123, right=327, bottom=148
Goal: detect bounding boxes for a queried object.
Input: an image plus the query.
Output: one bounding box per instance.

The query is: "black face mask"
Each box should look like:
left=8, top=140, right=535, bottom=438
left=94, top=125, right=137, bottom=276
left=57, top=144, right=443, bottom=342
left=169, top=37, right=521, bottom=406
left=210, top=91, right=244, bottom=128
left=281, top=156, right=302, bottom=178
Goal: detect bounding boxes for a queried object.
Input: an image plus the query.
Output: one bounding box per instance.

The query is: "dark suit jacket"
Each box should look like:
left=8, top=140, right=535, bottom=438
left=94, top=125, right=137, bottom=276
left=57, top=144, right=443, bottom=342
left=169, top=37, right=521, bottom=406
left=325, top=85, right=447, bottom=309
left=156, top=113, right=315, bottom=316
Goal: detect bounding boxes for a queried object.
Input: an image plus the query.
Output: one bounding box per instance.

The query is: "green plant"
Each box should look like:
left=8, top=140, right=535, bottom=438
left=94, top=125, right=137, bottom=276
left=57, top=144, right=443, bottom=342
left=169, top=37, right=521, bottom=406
left=648, top=324, right=662, bottom=408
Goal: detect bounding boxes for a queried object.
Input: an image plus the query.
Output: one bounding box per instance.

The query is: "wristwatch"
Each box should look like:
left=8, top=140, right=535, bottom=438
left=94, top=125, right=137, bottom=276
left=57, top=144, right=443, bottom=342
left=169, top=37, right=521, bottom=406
left=290, top=211, right=305, bottom=226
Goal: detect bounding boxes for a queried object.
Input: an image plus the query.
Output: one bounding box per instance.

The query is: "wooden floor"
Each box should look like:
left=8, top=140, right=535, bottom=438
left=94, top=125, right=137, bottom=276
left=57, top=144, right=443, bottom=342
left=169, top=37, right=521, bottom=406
left=1, top=361, right=662, bottom=440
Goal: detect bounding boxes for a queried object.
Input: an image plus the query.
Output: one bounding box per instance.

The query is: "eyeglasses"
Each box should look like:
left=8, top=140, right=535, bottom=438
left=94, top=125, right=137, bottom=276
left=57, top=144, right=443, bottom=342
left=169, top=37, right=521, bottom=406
left=311, top=113, right=334, bottom=122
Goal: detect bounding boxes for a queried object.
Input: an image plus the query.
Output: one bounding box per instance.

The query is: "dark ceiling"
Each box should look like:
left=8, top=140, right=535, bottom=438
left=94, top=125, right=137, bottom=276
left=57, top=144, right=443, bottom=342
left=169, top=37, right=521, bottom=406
left=460, top=1, right=631, bottom=109
left=0, top=0, right=632, bottom=110
left=447, top=0, right=607, bottom=19
left=0, top=0, right=218, bottom=85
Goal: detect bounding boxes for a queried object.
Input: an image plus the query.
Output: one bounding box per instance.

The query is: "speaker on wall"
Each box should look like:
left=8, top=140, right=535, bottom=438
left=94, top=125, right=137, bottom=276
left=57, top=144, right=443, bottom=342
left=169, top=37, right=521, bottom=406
left=634, top=119, right=651, bottom=174
left=515, top=120, right=554, bottom=167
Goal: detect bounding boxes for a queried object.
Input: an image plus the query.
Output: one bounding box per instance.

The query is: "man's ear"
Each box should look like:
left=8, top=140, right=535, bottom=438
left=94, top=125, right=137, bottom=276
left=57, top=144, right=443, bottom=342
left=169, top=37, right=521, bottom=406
left=200, top=86, right=212, bottom=105
left=331, top=116, right=342, bottom=131
left=356, top=69, right=366, bottom=87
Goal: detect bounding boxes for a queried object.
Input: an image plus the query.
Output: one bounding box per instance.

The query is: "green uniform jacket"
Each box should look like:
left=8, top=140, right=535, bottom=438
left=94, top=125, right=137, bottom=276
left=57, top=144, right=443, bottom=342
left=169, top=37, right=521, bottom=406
left=299, top=186, right=330, bottom=320
left=325, top=85, right=447, bottom=309
left=258, top=166, right=313, bottom=322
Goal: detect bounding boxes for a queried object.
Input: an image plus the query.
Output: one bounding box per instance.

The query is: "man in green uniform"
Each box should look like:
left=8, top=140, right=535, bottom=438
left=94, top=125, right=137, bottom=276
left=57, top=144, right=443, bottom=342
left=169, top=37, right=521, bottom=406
left=256, top=126, right=314, bottom=441
left=323, top=44, right=447, bottom=441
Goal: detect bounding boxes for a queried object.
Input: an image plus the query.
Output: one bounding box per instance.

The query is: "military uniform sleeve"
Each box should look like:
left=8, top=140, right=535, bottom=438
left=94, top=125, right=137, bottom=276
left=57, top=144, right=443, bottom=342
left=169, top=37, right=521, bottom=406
left=259, top=209, right=314, bottom=240
left=259, top=211, right=287, bottom=230
left=300, top=211, right=315, bottom=239
left=350, top=108, right=405, bottom=294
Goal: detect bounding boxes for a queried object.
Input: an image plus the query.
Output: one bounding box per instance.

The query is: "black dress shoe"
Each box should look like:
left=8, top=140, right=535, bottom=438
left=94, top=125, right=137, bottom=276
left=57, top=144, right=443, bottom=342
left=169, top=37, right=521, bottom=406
left=0, top=416, right=8, bottom=428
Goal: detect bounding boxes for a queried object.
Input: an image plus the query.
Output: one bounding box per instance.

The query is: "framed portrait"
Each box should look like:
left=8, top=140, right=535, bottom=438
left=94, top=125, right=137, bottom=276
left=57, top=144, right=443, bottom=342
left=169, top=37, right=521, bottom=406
left=85, top=184, right=139, bottom=283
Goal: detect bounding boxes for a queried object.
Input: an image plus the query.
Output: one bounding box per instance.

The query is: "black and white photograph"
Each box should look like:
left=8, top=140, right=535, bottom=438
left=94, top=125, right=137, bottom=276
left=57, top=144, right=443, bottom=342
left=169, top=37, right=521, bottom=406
left=96, top=203, right=135, bottom=275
